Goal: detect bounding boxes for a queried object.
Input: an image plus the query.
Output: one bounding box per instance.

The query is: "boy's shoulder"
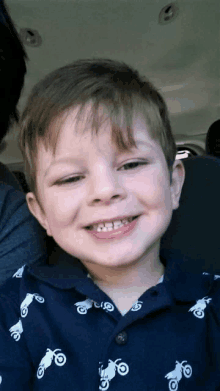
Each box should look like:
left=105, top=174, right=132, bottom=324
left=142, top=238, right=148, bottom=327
left=0, top=265, right=28, bottom=332
left=165, top=263, right=220, bottom=307
left=0, top=261, right=46, bottom=307
left=162, top=255, right=220, bottom=301
left=0, top=264, right=27, bottom=304
left=0, top=251, right=97, bottom=303
left=0, top=261, right=51, bottom=331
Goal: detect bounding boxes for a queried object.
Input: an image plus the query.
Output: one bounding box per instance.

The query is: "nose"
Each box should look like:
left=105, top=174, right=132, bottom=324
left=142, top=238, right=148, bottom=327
left=87, top=169, right=126, bottom=206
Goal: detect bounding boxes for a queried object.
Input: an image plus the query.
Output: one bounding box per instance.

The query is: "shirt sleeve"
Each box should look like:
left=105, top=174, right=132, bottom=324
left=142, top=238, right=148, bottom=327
left=0, top=289, right=34, bottom=389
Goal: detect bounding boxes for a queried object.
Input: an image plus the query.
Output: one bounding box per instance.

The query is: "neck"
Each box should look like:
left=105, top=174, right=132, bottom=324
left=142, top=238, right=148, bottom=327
left=87, top=254, right=164, bottom=315
left=86, top=252, right=164, bottom=292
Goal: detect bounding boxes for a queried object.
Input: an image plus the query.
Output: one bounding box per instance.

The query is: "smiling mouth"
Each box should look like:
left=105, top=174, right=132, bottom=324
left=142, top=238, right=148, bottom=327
left=85, top=215, right=139, bottom=231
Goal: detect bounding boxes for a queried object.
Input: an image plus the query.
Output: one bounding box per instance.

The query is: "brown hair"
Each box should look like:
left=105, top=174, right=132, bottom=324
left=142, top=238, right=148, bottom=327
left=19, top=58, right=177, bottom=194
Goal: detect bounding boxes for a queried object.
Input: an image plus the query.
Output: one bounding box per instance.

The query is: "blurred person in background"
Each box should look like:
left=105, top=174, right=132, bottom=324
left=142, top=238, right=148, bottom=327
left=0, top=0, right=27, bottom=190
left=0, top=0, right=47, bottom=285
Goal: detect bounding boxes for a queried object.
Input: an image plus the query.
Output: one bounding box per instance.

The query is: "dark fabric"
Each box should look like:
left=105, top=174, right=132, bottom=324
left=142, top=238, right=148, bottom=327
left=0, top=162, right=23, bottom=192
left=205, top=119, right=220, bottom=156
left=0, top=257, right=219, bottom=390
left=0, top=184, right=47, bottom=285
left=0, top=0, right=27, bottom=142
left=12, top=170, right=30, bottom=193
left=161, top=155, right=220, bottom=274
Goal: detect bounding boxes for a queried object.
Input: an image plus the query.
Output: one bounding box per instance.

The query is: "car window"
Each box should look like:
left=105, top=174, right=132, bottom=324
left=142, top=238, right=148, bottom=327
left=176, top=148, right=197, bottom=160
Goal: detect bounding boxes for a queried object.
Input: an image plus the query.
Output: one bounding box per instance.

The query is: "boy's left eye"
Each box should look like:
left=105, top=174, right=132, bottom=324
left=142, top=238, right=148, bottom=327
left=55, top=161, right=148, bottom=185
left=120, top=161, right=148, bottom=170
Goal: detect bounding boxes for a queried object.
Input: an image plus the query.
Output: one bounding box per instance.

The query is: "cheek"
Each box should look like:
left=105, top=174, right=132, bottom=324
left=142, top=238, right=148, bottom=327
left=140, top=173, right=169, bottom=200
left=45, top=191, right=78, bottom=225
left=140, top=175, right=173, bottom=215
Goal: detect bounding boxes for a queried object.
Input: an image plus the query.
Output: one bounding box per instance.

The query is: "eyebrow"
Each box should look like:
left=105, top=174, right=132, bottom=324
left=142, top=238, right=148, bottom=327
left=44, top=140, right=154, bottom=177
left=136, top=140, right=153, bottom=148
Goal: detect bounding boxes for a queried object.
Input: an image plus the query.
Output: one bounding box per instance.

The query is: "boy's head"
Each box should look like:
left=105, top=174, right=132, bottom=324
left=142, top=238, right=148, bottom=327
left=19, top=59, right=185, bottom=270
left=20, top=58, right=177, bottom=195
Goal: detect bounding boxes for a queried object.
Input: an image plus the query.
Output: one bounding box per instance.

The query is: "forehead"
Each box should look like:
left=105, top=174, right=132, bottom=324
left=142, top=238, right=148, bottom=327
left=37, top=104, right=164, bottom=171
left=53, top=104, right=159, bottom=148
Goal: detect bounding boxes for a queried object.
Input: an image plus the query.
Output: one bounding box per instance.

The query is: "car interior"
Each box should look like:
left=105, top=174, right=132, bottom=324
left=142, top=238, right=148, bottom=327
left=0, top=0, right=220, bottom=275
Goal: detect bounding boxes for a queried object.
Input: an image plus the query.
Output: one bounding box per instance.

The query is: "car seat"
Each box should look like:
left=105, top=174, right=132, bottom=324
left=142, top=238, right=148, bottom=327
left=160, top=155, right=220, bottom=274
left=205, top=119, right=220, bottom=158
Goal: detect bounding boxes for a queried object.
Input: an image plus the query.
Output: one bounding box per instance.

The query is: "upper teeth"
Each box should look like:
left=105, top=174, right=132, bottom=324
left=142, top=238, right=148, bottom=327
left=91, top=217, right=133, bottom=231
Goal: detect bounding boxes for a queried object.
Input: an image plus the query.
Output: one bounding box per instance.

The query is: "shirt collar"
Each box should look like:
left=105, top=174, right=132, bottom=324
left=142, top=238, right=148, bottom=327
left=161, top=255, right=214, bottom=302
left=27, top=248, right=214, bottom=303
left=28, top=248, right=89, bottom=291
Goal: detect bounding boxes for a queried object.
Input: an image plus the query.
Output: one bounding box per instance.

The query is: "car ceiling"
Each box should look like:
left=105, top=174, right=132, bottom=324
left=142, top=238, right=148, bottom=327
left=3, top=0, right=220, bottom=163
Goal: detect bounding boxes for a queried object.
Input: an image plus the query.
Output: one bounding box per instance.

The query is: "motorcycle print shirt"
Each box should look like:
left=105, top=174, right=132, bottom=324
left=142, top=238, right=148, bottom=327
left=0, top=252, right=220, bottom=391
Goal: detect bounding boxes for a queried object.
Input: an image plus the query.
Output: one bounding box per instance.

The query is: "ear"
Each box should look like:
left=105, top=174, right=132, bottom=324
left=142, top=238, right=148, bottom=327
left=170, top=159, right=185, bottom=210
left=26, top=192, right=52, bottom=236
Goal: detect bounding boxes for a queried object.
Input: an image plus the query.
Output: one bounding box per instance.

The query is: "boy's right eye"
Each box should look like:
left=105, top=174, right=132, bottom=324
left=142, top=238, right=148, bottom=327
left=55, top=176, right=82, bottom=185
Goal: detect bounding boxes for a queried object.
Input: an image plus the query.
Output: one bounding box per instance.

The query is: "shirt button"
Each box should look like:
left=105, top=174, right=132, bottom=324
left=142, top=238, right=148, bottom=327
left=115, top=331, right=128, bottom=345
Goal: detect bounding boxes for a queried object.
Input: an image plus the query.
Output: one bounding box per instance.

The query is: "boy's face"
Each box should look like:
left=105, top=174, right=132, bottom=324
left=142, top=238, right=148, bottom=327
left=27, top=105, right=185, bottom=271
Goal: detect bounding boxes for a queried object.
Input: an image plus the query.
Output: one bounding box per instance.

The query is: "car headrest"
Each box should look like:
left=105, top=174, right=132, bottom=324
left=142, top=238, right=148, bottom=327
left=160, top=155, right=220, bottom=274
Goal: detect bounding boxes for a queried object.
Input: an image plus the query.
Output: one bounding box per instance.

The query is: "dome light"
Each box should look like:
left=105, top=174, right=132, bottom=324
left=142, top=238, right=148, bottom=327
left=159, top=3, right=179, bottom=25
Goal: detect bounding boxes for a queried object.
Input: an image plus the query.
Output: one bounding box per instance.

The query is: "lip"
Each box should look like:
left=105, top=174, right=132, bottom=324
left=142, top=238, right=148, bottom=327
left=84, top=214, right=140, bottom=229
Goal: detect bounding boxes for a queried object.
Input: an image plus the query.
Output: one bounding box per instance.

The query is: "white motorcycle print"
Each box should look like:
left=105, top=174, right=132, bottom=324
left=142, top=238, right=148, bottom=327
left=188, top=296, right=212, bottom=318
left=94, top=301, right=114, bottom=312
left=131, top=300, right=143, bottom=311
left=37, top=348, right=66, bottom=379
left=20, top=293, right=45, bottom=317
left=12, top=265, right=25, bottom=278
left=203, top=272, right=220, bottom=280
left=74, top=298, right=114, bottom=314
left=9, top=319, right=23, bottom=341
left=99, top=359, right=129, bottom=390
left=74, top=298, right=93, bottom=314
left=165, top=360, right=192, bottom=391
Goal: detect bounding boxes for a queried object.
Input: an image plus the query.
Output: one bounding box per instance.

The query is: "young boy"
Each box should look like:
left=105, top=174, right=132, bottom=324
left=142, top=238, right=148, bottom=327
left=0, top=59, right=219, bottom=390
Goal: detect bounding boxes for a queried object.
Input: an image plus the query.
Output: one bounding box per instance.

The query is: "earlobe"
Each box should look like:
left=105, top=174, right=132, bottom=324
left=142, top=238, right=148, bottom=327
left=170, top=160, right=185, bottom=210
left=26, top=192, right=51, bottom=236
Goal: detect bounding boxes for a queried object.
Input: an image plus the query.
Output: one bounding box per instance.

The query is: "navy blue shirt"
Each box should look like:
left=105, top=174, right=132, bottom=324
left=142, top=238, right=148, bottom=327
left=0, top=252, right=220, bottom=390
